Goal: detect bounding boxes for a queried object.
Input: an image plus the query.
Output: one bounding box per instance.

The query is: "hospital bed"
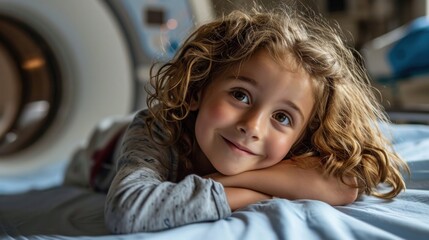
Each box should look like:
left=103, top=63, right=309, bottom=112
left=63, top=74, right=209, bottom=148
left=1, top=119, right=429, bottom=240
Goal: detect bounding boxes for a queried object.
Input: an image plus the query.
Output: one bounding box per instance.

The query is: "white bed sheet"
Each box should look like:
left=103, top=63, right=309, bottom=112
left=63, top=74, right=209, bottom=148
left=1, top=122, right=429, bottom=239
left=1, top=186, right=428, bottom=240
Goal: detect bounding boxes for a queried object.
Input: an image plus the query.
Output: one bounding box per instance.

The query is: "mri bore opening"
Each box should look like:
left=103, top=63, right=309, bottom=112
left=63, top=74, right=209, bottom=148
left=0, top=16, right=61, bottom=156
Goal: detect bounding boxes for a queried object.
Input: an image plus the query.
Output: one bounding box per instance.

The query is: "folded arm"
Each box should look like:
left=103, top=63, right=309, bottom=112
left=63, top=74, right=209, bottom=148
left=105, top=110, right=231, bottom=233
left=208, top=157, right=358, bottom=209
left=223, top=187, right=271, bottom=210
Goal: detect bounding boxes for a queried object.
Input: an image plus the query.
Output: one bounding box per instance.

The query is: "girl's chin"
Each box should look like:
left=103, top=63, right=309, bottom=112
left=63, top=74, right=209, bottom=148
left=213, top=165, right=246, bottom=176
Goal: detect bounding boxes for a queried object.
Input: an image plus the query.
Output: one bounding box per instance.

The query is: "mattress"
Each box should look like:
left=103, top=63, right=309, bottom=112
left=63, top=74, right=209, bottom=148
left=1, top=122, right=429, bottom=240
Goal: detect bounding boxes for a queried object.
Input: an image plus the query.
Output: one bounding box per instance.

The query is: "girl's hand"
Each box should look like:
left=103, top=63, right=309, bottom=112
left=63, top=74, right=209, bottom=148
left=204, top=173, right=272, bottom=210
left=204, top=172, right=234, bottom=185
left=223, top=187, right=272, bottom=211
left=205, top=171, right=251, bottom=188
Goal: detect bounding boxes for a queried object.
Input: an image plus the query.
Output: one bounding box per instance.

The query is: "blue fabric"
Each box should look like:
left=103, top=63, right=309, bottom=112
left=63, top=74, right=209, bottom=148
left=388, top=17, right=429, bottom=78
left=1, top=187, right=428, bottom=239
left=0, top=159, right=68, bottom=194
left=1, top=123, right=429, bottom=239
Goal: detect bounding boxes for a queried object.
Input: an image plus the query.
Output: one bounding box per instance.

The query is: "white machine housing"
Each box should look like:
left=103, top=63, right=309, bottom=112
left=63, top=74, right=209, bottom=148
left=0, top=0, right=213, bottom=176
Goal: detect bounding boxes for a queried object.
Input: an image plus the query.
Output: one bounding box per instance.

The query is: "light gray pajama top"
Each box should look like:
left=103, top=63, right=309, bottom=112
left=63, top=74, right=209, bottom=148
left=104, top=110, right=231, bottom=233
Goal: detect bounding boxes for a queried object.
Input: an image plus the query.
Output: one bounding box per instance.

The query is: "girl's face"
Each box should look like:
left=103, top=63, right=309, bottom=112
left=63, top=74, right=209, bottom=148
left=192, top=49, right=315, bottom=175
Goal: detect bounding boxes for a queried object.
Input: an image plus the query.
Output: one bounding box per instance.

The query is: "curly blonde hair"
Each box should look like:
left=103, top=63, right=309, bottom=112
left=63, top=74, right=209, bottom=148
left=146, top=5, right=409, bottom=198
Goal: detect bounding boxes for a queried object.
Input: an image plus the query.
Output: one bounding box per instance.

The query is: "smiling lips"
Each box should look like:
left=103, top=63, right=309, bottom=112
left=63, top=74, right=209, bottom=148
left=222, top=137, right=257, bottom=156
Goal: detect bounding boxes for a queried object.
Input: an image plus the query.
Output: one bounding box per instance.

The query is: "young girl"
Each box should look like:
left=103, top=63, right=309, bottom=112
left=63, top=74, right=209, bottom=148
left=104, top=5, right=409, bottom=233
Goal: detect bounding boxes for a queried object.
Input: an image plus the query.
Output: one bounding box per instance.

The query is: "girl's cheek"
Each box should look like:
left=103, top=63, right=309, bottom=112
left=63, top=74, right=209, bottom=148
left=268, top=134, right=294, bottom=160
left=206, top=101, right=233, bottom=121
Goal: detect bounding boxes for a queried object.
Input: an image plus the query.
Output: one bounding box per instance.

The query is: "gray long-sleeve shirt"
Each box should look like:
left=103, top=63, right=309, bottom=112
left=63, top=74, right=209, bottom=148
left=104, top=110, right=231, bottom=233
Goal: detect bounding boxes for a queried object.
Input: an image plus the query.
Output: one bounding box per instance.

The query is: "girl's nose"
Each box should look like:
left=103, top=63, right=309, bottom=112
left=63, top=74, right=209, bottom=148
left=236, top=109, right=267, bottom=140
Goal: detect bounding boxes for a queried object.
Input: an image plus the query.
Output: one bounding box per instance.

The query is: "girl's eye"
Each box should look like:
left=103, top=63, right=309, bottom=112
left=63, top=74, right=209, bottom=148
left=273, top=112, right=291, bottom=126
left=231, top=90, right=250, bottom=104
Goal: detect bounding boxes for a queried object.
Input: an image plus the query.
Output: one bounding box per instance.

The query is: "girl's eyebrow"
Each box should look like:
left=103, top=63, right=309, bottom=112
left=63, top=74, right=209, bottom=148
left=231, top=75, right=305, bottom=122
left=231, top=75, right=259, bottom=86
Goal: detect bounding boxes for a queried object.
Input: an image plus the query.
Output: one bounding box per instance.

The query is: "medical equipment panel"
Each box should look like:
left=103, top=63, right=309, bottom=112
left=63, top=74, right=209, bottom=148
left=106, top=0, right=213, bottom=108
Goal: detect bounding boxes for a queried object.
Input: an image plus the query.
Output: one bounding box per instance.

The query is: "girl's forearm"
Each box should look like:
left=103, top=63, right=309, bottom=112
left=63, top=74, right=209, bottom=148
left=213, top=159, right=358, bottom=206
left=223, top=187, right=272, bottom=210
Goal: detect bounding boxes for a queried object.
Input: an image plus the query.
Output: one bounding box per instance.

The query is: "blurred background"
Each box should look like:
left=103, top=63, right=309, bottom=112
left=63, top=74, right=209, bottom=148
left=215, top=0, right=427, bottom=49
left=213, top=0, right=429, bottom=122
left=0, top=0, right=428, bottom=184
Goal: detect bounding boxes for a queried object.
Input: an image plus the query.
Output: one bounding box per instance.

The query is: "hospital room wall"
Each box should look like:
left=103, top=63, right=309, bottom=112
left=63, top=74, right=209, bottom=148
left=211, top=0, right=429, bottom=121
left=211, top=0, right=428, bottom=49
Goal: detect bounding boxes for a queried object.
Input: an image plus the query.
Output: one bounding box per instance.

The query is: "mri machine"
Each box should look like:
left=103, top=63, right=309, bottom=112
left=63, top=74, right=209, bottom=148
left=0, top=0, right=213, bottom=176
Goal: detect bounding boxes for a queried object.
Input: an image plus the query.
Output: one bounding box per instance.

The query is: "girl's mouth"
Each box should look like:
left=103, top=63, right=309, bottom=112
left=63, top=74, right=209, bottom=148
left=222, top=137, right=257, bottom=156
